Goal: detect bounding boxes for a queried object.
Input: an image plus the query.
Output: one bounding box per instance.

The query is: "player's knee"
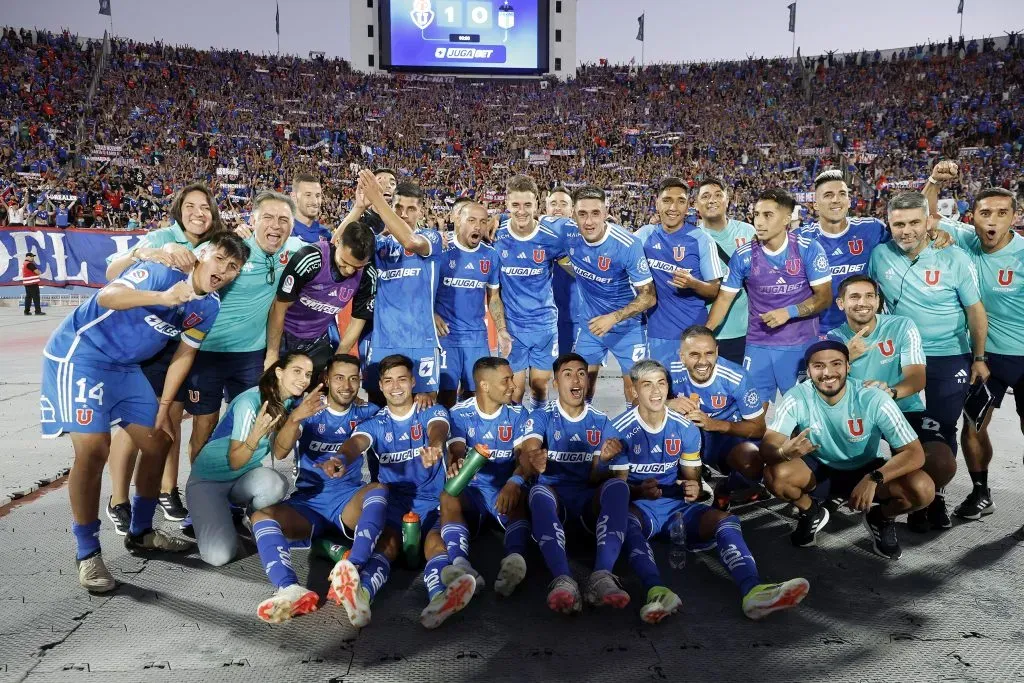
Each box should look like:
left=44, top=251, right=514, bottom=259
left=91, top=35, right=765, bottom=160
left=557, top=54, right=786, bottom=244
left=600, top=477, right=628, bottom=495
left=903, top=471, right=936, bottom=510
left=528, top=484, right=557, bottom=511
left=199, top=541, right=236, bottom=567
left=423, top=529, right=445, bottom=558
left=244, top=469, right=289, bottom=510
left=440, top=491, right=462, bottom=516
left=376, top=527, right=401, bottom=560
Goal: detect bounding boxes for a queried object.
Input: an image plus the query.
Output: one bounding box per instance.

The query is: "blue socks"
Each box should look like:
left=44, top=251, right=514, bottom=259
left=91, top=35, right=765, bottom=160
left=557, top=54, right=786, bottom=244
left=252, top=519, right=298, bottom=589
left=625, top=512, right=661, bottom=590
left=440, top=522, right=470, bottom=565
left=348, top=490, right=388, bottom=567
left=594, top=478, right=629, bottom=572
left=715, top=515, right=760, bottom=596
left=128, top=495, right=158, bottom=537
left=360, top=552, right=391, bottom=600
left=73, top=519, right=101, bottom=560
left=503, top=518, right=530, bottom=557
left=528, top=485, right=570, bottom=578
left=423, top=554, right=449, bottom=600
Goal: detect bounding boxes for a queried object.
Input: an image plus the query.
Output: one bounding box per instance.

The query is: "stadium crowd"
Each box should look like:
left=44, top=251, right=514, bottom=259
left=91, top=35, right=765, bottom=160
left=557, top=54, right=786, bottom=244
left=2, top=27, right=1022, bottom=231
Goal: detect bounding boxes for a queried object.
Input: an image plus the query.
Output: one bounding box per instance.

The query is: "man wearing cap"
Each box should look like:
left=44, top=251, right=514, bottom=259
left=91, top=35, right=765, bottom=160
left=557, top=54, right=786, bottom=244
left=22, top=252, right=44, bottom=315
left=760, top=340, right=935, bottom=560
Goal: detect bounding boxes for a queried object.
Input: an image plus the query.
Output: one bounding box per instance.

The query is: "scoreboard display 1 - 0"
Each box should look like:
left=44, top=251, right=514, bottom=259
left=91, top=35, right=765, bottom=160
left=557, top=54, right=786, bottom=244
left=380, top=0, right=549, bottom=75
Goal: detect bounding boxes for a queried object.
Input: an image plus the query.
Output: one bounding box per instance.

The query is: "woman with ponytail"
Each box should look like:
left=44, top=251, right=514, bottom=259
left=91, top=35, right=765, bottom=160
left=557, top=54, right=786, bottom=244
left=187, top=352, right=319, bottom=566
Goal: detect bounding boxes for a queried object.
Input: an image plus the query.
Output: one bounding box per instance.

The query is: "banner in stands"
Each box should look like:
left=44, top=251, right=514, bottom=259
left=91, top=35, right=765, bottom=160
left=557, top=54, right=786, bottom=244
left=0, top=227, right=144, bottom=288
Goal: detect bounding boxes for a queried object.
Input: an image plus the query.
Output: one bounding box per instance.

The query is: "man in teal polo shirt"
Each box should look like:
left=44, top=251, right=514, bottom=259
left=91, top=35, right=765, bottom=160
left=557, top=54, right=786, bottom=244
left=185, top=191, right=305, bottom=458
left=868, top=191, right=989, bottom=531
left=925, top=161, right=1024, bottom=521
left=695, top=177, right=756, bottom=365
left=761, top=340, right=934, bottom=560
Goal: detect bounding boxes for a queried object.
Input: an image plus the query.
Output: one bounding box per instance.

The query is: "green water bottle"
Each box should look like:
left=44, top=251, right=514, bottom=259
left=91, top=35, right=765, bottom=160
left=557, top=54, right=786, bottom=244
left=444, top=444, right=492, bottom=497
left=402, top=511, right=422, bottom=568
left=311, top=537, right=350, bottom=563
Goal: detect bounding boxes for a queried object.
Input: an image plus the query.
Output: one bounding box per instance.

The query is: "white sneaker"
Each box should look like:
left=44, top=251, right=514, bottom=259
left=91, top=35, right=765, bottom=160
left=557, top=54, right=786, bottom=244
left=419, top=573, right=476, bottom=629
left=494, top=553, right=527, bottom=597
left=257, top=584, right=319, bottom=624
left=328, top=559, right=372, bottom=628
left=442, top=557, right=485, bottom=595
left=77, top=553, right=116, bottom=593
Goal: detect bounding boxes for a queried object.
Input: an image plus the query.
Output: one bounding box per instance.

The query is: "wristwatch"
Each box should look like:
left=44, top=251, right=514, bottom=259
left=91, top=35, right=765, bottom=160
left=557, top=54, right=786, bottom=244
left=868, top=470, right=884, bottom=485
left=973, top=355, right=988, bottom=362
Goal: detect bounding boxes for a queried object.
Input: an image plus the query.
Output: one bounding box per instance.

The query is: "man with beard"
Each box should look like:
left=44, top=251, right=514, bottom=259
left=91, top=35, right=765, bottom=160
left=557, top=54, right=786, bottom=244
left=761, top=341, right=935, bottom=560
left=290, top=173, right=332, bottom=243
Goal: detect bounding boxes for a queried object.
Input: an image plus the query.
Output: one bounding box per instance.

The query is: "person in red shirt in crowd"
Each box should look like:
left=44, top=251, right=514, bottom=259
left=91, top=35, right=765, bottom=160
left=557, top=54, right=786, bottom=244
left=22, top=252, right=44, bottom=315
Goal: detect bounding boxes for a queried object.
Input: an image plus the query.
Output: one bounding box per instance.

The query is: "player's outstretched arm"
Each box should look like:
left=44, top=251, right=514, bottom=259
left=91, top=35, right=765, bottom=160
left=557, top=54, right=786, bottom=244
left=264, top=299, right=292, bottom=370
left=336, top=317, right=365, bottom=356
left=358, top=169, right=430, bottom=256
left=97, top=279, right=192, bottom=311
left=705, top=288, right=738, bottom=332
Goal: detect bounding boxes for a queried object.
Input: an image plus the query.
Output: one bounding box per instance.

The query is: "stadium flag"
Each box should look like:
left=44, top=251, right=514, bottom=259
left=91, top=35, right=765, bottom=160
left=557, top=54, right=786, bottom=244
left=957, top=0, right=964, bottom=13
left=98, top=0, right=111, bottom=16
left=636, top=14, right=644, bottom=42
left=276, top=2, right=280, bottom=35
left=788, top=3, right=796, bottom=32
left=1, top=226, right=144, bottom=289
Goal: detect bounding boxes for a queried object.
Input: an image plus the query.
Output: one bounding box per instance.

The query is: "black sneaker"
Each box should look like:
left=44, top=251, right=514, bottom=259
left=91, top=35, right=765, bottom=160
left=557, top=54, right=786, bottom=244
left=790, top=500, right=830, bottom=547
left=712, top=480, right=732, bottom=512
left=906, top=508, right=930, bottom=534
left=105, top=498, right=132, bottom=536
left=954, top=489, right=995, bottom=520
left=863, top=506, right=901, bottom=559
left=927, top=495, right=952, bottom=530
left=35, top=311, right=46, bottom=315
left=158, top=487, right=188, bottom=521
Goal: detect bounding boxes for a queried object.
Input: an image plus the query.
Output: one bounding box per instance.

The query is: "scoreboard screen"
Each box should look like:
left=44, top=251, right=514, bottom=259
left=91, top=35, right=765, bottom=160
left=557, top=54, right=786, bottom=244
left=379, top=0, right=549, bottom=75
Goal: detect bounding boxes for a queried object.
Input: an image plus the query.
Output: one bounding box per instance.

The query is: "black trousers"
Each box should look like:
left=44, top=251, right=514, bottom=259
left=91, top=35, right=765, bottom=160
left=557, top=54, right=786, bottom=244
left=23, top=284, right=41, bottom=313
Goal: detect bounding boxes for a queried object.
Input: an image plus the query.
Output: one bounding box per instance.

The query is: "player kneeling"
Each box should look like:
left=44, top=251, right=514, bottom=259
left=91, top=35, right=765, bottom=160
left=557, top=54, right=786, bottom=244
left=248, top=355, right=383, bottom=623
left=613, top=360, right=809, bottom=622
left=761, top=341, right=935, bottom=560
left=520, top=353, right=634, bottom=614
left=441, top=357, right=531, bottom=597
left=319, top=355, right=477, bottom=629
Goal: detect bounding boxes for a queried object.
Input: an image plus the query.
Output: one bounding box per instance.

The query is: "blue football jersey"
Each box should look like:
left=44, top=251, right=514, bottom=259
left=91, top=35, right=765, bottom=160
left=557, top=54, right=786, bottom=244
left=492, top=216, right=571, bottom=335
left=353, top=404, right=449, bottom=498
left=292, top=218, right=332, bottom=244
left=435, top=236, right=500, bottom=347
left=567, top=223, right=652, bottom=333
left=295, top=404, right=380, bottom=492
left=609, top=407, right=703, bottom=487
left=447, top=398, right=528, bottom=489
left=635, top=222, right=724, bottom=339
left=521, top=401, right=625, bottom=489
left=798, top=218, right=889, bottom=331
left=44, top=262, right=220, bottom=365
left=371, top=230, right=443, bottom=349
left=670, top=358, right=765, bottom=422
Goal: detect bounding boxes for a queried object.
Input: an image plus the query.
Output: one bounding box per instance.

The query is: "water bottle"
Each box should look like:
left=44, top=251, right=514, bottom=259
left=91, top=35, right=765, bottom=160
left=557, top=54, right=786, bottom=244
left=668, top=511, right=687, bottom=569
left=402, top=512, right=422, bottom=568
left=311, top=537, right=350, bottom=563
left=444, top=444, right=491, bottom=497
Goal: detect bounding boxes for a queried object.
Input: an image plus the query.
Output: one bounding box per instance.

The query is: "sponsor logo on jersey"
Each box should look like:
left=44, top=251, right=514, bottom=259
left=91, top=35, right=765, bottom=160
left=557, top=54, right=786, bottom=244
left=997, top=269, right=1014, bottom=286
left=813, top=254, right=829, bottom=272
left=631, top=462, right=675, bottom=475
left=848, top=238, right=864, bottom=255
left=877, top=339, right=895, bottom=357
left=125, top=268, right=150, bottom=284
left=281, top=274, right=295, bottom=294
left=924, top=270, right=941, bottom=286
left=673, top=246, right=686, bottom=261
left=664, top=438, right=681, bottom=456
left=299, top=295, right=342, bottom=314
left=847, top=418, right=864, bottom=437
left=144, top=314, right=181, bottom=338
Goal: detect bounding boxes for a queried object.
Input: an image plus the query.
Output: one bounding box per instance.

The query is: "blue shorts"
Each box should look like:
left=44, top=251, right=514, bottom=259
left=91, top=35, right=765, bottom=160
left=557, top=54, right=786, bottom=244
left=716, top=336, right=746, bottom=366
left=368, top=345, right=439, bottom=394
left=986, top=352, right=1024, bottom=416
left=743, top=343, right=809, bottom=404
left=648, top=337, right=681, bottom=369
left=139, top=342, right=187, bottom=402
left=385, top=490, right=440, bottom=533
left=924, top=354, right=971, bottom=430
left=633, top=496, right=712, bottom=548
left=546, top=484, right=597, bottom=524
left=702, top=432, right=758, bottom=474
left=286, top=483, right=362, bottom=540
left=40, top=357, right=157, bottom=438
left=439, top=344, right=491, bottom=392
left=462, top=482, right=520, bottom=531
left=573, top=325, right=648, bottom=373
left=185, top=349, right=264, bottom=415
left=507, top=328, right=558, bottom=374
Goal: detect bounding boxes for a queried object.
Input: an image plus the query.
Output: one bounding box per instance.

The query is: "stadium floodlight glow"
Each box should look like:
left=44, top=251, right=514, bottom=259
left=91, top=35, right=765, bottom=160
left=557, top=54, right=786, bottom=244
left=411, top=0, right=435, bottom=30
